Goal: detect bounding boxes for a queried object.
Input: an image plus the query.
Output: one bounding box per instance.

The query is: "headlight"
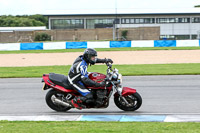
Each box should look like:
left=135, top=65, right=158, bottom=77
left=112, top=68, right=119, bottom=80
left=112, top=73, right=118, bottom=80
left=118, top=74, right=122, bottom=84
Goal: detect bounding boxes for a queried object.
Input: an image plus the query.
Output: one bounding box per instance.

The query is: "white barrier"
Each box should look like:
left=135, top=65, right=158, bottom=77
left=131, top=40, right=154, bottom=47
left=87, top=41, right=110, bottom=48
left=43, top=42, right=66, bottom=50
left=176, top=40, right=199, bottom=47
left=0, top=43, right=20, bottom=51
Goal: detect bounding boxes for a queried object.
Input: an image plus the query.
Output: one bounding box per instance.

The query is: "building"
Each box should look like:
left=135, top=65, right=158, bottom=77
left=44, top=8, right=200, bottom=40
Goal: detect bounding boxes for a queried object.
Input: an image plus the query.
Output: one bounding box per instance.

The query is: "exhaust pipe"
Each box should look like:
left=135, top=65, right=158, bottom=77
left=51, top=96, right=72, bottom=108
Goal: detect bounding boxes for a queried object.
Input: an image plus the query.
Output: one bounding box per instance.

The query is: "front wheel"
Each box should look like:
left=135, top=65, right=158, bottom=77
left=45, top=89, right=72, bottom=112
left=114, top=92, right=142, bottom=111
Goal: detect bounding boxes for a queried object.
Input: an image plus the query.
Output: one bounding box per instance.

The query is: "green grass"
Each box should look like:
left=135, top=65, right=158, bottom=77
left=0, top=121, right=199, bottom=133
left=1, top=63, right=200, bottom=78
left=1, top=47, right=200, bottom=54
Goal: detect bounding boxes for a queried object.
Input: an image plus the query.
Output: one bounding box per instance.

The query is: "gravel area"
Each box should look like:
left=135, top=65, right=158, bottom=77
left=1, top=50, right=200, bottom=67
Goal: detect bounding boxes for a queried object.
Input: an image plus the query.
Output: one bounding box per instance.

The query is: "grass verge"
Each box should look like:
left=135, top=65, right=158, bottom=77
left=1, top=47, right=200, bottom=54
left=0, top=121, right=199, bottom=133
left=1, top=63, right=200, bottom=78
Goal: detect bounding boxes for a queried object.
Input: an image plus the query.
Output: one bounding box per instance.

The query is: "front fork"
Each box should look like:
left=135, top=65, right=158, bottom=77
left=111, top=82, right=130, bottom=105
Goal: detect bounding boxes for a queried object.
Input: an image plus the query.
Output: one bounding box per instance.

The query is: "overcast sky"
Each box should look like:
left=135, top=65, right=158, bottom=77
left=0, top=0, right=199, bottom=15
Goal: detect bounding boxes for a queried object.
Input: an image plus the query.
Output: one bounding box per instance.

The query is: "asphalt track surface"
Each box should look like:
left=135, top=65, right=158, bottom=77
left=0, top=75, right=200, bottom=116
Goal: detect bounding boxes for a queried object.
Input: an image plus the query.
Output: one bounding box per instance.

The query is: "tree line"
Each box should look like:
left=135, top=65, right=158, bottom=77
left=0, top=15, right=48, bottom=27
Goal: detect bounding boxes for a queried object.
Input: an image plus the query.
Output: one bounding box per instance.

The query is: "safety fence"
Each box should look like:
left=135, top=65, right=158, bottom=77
left=0, top=40, right=200, bottom=51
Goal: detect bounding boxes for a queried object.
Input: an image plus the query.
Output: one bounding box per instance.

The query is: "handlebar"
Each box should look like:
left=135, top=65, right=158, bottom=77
left=106, top=62, right=112, bottom=69
left=106, top=62, right=113, bottom=76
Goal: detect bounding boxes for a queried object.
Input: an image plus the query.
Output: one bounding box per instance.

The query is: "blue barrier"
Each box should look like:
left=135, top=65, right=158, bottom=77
left=66, top=42, right=87, bottom=49
left=154, top=40, right=176, bottom=47
left=2, top=40, right=200, bottom=51
left=199, top=40, right=200, bottom=46
left=20, top=43, right=43, bottom=50
left=110, top=41, right=131, bottom=48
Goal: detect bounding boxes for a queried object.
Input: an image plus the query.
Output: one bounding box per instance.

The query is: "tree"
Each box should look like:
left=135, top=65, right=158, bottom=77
left=0, top=15, right=48, bottom=27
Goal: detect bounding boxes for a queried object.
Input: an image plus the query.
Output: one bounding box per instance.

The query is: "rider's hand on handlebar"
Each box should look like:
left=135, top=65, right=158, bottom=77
left=105, top=58, right=113, bottom=64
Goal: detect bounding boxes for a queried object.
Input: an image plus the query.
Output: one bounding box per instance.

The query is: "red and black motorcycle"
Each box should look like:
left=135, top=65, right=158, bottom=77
left=42, top=63, right=142, bottom=111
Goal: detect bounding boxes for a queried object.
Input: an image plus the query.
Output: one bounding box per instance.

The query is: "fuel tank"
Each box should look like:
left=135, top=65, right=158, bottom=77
left=88, top=72, right=106, bottom=83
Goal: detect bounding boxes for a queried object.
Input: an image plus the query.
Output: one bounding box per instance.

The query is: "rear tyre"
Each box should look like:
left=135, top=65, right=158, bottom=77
left=45, top=89, right=72, bottom=112
left=114, top=92, right=142, bottom=111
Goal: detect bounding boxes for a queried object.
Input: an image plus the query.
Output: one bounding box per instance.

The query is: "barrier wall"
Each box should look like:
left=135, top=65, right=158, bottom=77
left=0, top=40, right=200, bottom=51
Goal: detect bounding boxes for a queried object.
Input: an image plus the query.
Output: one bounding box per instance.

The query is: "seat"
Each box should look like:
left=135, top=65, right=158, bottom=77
left=49, top=73, right=72, bottom=89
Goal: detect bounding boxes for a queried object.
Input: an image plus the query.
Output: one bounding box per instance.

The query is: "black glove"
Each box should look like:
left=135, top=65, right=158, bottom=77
left=105, top=58, right=113, bottom=64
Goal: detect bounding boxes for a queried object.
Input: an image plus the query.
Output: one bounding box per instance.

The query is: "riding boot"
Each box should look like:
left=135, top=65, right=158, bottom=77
left=71, top=93, right=94, bottom=109
left=71, top=97, right=86, bottom=110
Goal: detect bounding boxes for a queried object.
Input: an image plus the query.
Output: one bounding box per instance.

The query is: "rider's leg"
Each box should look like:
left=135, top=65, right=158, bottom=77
left=70, top=81, right=94, bottom=109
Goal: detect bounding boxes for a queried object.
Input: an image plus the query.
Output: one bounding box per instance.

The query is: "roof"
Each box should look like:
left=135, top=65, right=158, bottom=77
left=0, top=26, right=46, bottom=32
left=43, top=8, right=200, bottom=16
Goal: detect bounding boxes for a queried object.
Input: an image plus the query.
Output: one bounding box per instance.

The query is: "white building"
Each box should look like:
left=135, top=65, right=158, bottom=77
left=44, top=8, right=200, bottom=40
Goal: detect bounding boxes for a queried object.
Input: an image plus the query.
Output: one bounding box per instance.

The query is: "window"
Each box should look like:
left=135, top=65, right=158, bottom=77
left=145, top=18, right=155, bottom=23
left=192, top=35, right=197, bottom=39
left=130, top=19, right=134, bottom=23
left=160, top=35, right=190, bottom=40
left=175, top=35, right=190, bottom=40
left=139, top=19, right=144, bottom=23
left=51, top=19, right=84, bottom=29
left=135, top=19, right=140, bottom=23
left=160, top=35, right=175, bottom=40
left=122, top=19, right=125, bottom=24
left=121, top=18, right=155, bottom=24
left=157, top=18, right=190, bottom=23
left=86, top=19, right=114, bottom=29
left=192, top=17, right=200, bottom=23
left=125, top=19, right=130, bottom=24
left=178, top=18, right=190, bottom=23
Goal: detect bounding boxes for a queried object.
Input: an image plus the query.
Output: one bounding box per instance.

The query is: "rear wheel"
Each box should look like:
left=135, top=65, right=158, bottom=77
left=114, top=92, right=142, bottom=111
left=45, top=89, right=73, bottom=112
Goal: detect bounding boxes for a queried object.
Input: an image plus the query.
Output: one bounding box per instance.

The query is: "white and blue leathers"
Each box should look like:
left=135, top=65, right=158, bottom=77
left=67, top=55, right=105, bottom=96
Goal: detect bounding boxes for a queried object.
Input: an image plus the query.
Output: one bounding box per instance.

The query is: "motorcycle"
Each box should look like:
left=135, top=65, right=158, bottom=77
left=42, top=63, right=142, bottom=111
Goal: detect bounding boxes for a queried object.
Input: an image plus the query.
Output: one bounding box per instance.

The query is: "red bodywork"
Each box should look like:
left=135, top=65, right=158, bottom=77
left=42, top=72, right=111, bottom=96
left=43, top=72, right=136, bottom=97
left=87, top=72, right=108, bottom=89
left=42, top=74, right=77, bottom=94
left=121, top=87, right=136, bottom=96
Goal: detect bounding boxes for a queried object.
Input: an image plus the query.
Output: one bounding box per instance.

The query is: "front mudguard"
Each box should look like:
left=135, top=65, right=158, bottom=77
left=114, top=87, right=136, bottom=97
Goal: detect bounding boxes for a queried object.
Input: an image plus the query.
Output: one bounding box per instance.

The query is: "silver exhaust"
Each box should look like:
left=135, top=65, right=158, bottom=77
left=51, top=95, right=73, bottom=108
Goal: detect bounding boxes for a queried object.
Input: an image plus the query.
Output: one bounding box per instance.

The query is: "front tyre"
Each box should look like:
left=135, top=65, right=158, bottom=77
left=45, top=89, right=72, bottom=112
left=114, top=92, right=142, bottom=111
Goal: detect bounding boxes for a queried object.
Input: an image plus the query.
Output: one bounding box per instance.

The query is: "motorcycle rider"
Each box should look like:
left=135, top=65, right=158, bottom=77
left=67, top=48, right=113, bottom=109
